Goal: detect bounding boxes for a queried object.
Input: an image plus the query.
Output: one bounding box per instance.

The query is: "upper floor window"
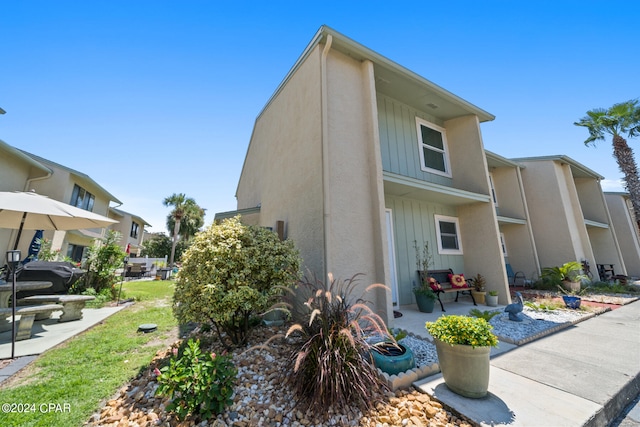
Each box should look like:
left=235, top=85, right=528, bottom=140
left=70, top=184, right=95, bottom=211
left=434, top=214, right=463, bottom=255
left=489, top=173, right=498, bottom=206
left=130, top=222, right=140, bottom=239
left=416, top=118, right=451, bottom=177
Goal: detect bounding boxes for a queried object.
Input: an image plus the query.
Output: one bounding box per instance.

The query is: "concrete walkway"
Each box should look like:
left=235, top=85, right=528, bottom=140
left=409, top=300, right=640, bottom=426
left=0, top=304, right=127, bottom=361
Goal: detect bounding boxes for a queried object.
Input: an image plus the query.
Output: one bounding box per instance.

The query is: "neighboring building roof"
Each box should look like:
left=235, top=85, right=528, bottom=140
left=510, top=155, right=604, bottom=180
left=109, top=207, right=151, bottom=226
left=485, top=150, right=524, bottom=169
left=19, top=149, right=122, bottom=204
left=0, top=139, right=51, bottom=177
left=214, top=206, right=261, bottom=221
left=259, top=25, right=495, bottom=124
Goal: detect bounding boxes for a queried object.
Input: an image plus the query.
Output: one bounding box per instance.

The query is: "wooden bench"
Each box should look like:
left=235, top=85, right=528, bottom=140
left=19, top=295, right=95, bottom=322
left=0, top=305, right=62, bottom=340
left=419, top=269, right=477, bottom=312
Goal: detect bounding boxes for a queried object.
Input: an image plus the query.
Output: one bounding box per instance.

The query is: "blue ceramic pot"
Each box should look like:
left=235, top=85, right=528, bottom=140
left=562, top=295, right=581, bottom=309
left=370, top=343, right=416, bottom=375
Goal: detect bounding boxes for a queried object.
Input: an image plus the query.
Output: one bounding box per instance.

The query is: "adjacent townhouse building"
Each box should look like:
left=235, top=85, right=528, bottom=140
left=1, top=141, right=148, bottom=264
left=109, top=207, right=151, bottom=257
left=15, top=151, right=122, bottom=262
left=0, top=139, right=52, bottom=256
left=221, top=26, right=511, bottom=323
left=604, top=192, right=640, bottom=279
left=485, top=151, right=540, bottom=282
left=513, top=155, right=626, bottom=280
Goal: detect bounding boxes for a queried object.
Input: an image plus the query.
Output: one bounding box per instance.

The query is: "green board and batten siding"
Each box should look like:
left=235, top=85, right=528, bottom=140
left=377, top=93, right=465, bottom=305
left=386, top=195, right=464, bottom=305
left=377, top=94, right=451, bottom=186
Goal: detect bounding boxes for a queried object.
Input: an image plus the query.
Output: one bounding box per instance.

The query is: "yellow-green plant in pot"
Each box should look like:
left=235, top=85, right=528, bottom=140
left=426, top=315, right=498, bottom=398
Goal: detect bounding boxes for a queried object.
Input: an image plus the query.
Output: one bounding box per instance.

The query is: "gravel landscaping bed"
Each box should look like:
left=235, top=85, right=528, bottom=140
left=399, top=305, right=606, bottom=367
left=87, top=326, right=474, bottom=427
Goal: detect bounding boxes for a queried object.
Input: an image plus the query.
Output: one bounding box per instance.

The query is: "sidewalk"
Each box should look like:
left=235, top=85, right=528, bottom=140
left=0, top=304, right=128, bottom=382
left=413, top=300, right=640, bottom=427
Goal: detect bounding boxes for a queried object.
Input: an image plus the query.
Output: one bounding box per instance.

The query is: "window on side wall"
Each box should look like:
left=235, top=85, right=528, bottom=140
left=434, top=215, right=463, bottom=255
left=489, top=173, right=498, bottom=206
left=416, top=117, right=451, bottom=177
left=130, top=222, right=139, bottom=239
left=70, top=184, right=95, bottom=212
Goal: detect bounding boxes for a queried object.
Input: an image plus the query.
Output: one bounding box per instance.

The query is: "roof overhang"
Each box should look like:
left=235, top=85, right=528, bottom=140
left=214, top=206, right=261, bottom=221
left=511, top=155, right=604, bottom=180
left=383, top=171, right=491, bottom=206
left=259, top=25, right=495, bottom=124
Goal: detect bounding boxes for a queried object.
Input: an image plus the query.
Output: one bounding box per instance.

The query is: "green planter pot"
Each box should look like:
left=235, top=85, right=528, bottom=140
left=434, top=338, right=491, bottom=398
left=415, top=293, right=435, bottom=313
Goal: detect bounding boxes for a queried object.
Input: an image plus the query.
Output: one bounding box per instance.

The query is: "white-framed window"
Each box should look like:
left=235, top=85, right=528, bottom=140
left=434, top=214, right=463, bottom=255
left=500, top=233, right=508, bottom=256
left=489, top=173, right=498, bottom=206
left=416, top=117, right=451, bottom=177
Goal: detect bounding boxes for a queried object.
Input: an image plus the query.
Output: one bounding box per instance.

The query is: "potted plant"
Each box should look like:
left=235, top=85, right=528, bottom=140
left=413, top=240, right=436, bottom=312
left=413, top=284, right=437, bottom=313
left=425, top=315, right=498, bottom=398
left=470, top=273, right=486, bottom=305
left=542, top=261, right=588, bottom=293
left=557, top=285, right=588, bottom=309
left=486, top=290, right=499, bottom=307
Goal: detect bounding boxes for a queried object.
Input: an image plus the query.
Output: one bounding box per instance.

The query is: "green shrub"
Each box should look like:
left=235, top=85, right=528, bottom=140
left=173, top=216, right=300, bottom=347
left=426, top=315, right=498, bottom=348
left=155, top=339, right=236, bottom=421
left=283, top=273, right=388, bottom=416
left=74, top=230, right=126, bottom=296
left=468, top=308, right=500, bottom=322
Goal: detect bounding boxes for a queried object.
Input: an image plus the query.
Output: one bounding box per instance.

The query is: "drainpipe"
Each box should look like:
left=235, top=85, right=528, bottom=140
left=321, top=34, right=333, bottom=282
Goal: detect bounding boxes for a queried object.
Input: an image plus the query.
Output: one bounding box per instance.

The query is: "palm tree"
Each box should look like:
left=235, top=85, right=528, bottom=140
left=163, top=193, right=204, bottom=268
left=166, top=202, right=205, bottom=242
left=575, top=100, right=640, bottom=229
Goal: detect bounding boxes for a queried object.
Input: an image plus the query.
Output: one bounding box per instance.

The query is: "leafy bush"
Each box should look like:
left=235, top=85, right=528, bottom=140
left=283, top=273, right=388, bottom=416
left=468, top=308, right=500, bottom=322
left=155, top=339, right=236, bottom=421
left=426, top=315, right=498, bottom=348
left=141, top=233, right=189, bottom=261
left=75, top=230, right=126, bottom=296
left=173, top=216, right=300, bottom=347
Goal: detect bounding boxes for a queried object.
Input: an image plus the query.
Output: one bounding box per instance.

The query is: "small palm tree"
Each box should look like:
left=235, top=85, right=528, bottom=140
left=575, top=100, right=640, bottom=228
left=163, top=193, right=204, bottom=268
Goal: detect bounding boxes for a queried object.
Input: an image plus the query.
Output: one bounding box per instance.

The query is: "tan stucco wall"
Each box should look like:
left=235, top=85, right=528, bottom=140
left=491, top=166, right=539, bottom=278
left=236, top=44, right=325, bottom=277
left=519, top=160, right=594, bottom=268
left=324, top=50, right=391, bottom=320
left=605, top=194, right=640, bottom=278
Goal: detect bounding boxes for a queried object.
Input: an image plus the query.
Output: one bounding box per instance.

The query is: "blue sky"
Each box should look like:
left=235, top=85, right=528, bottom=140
left=2, top=1, right=639, bottom=232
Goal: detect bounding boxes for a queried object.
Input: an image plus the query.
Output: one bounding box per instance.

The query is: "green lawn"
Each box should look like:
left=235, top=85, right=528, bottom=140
left=0, top=280, right=177, bottom=427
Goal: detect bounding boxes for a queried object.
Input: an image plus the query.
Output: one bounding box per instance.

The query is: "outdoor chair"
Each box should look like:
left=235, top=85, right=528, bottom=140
left=506, top=264, right=529, bottom=287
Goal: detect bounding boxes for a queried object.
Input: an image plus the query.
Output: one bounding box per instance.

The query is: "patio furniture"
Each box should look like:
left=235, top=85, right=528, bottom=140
left=419, top=269, right=477, bottom=312
left=506, top=264, right=528, bottom=287
left=0, top=305, right=61, bottom=339
left=19, top=294, right=95, bottom=322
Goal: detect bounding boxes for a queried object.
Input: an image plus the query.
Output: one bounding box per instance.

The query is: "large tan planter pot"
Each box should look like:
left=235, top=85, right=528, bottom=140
left=434, top=338, right=491, bottom=398
left=471, top=290, right=486, bottom=305
left=561, top=280, right=581, bottom=293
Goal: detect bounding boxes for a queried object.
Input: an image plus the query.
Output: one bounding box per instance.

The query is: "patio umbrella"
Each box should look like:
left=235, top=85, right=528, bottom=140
left=0, top=190, right=118, bottom=358
left=0, top=191, right=118, bottom=250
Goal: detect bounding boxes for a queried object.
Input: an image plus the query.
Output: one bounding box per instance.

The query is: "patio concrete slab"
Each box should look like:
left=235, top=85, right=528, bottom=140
left=0, top=304, right=127, bottom=359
